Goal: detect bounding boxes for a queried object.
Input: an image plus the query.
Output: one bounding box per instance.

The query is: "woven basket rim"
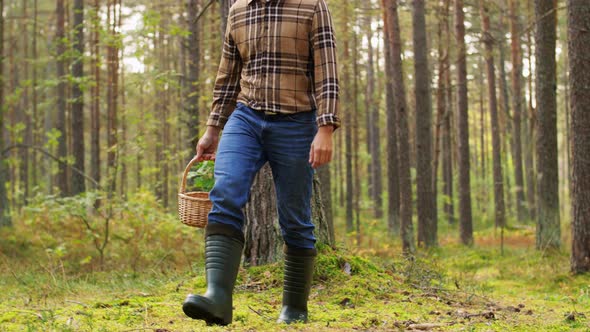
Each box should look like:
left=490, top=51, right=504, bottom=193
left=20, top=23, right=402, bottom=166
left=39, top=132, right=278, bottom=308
left=178, top=191, right=210, bottom=201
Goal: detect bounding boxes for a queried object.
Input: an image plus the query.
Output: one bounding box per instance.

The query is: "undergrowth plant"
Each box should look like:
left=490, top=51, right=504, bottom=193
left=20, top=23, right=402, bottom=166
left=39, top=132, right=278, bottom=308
left=0, top=190, right=203, bottom=275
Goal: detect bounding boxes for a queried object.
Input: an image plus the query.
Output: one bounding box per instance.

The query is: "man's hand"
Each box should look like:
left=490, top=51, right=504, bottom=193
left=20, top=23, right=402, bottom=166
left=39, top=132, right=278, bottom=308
left=195, top=126, right=221, bottom=161
left=309, top=125, right=334, bottom=169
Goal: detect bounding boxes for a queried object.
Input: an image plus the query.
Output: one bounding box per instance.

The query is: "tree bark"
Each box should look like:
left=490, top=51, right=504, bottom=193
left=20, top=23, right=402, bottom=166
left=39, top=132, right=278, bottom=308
left=352, top=20, right=362, bottom=239
left=90, top=0, right=101, bottom=188
left=479, top=56, right=486, bottom=180
left=341, top=12, right=353, bottom=236
left=20, top=0, right=30, bottom=202
left=524, top=0, right=536, bottom=220
left=568, top=0, right=590, bottom=274
left=71, top=0, right=85, bottom=194
left=509, top=0, right=527, bottom=221
left=219, top=0, right=232, bottom=41
left=412, top=0, right=436, bottom=247
left=56, top=0, right=69, bottom=196
left=243, top=165, right=282, bottom=266
left=8, top=22, right=16, bottom=210
left=454, top=0, right=473, bottom=245
left=161, top=11, right=170, bottom=207
left=383, top=17, right=400, bottom=235
left=480, top=0, right=506, bottom=229
left=369, top=15, right=383, bottom=221
left=0, top=0, right=10, bottom=226
left=243, top=165, right=332, bottom=266
left=106, top=0, right=119, bottom=194
left=119, top=26, right=128, bottom=199
left=337, top=119, right=344, bottom=207
left=442, top=0, right=454, bottom=225
left=497, top=12, right=513, bottom=217
left=433, top=0, right=452, bottom=226
left=186, top=0, right=201, bottom=161
left=318, top=165, right=334, bottom=242
left=534, top=0, right=560, bottom=250
left=382, top=0, right=415, bottom=254
left=31, top=0, right=39, bottom=188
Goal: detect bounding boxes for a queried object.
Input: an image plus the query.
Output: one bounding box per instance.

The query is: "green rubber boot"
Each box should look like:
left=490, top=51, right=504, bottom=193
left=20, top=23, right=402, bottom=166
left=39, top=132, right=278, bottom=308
left=182, top=225, right=244, bottom=326
left=277, top=246, right=316, bottom=324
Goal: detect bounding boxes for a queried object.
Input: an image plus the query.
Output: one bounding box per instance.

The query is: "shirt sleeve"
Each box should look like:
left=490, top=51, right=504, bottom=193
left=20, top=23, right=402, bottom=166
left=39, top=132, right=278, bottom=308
left=207, top=9, right=243, bottom=129
left=311, top=0, right=341, bottom=129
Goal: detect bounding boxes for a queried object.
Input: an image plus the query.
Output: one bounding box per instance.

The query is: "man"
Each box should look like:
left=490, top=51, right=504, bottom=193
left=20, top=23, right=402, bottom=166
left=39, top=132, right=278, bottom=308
left=182, top=0, right=339, bottom=326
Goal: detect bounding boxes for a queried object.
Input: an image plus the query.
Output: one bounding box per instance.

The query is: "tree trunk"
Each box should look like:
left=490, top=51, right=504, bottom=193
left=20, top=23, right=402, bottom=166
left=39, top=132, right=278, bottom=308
left=136, top=82, right=145, bottom=190
left=160, top=12, right=170, bottom=207
left=442, top=0, right=454, bottom=225
left=56, top=0, right=69, bottom=196
left=454, top=0, right=473, bottom=245
left=383, top=18, right=400, bottom=235
left=366, top=10, right=383, bottom=220
left=71, top=0, right=85, bottom=194
left=364, top=12, right=375, bottom=215
left=534, top=0, right=560, bottom=250
left=186, top=0, right=200, bottom=161
left=120, top=47, right=128, bottom=197
left=352, top=21, right=362, bottom=239
left=154, top=4, right=167, bottom=204
left=382, top=0, right=415, bottom=254
left=243, top=165, right=282, bottom=266
left=497, top=14, right=513, bottom=216
left=341, top=15, right=353, bottom=237
left=433, top=0, right=450, bottom=227
left=0, top=0, right=10, bottom=226
left=337, top=115, right=344, bottom=208
left=480, top=0, right=506, bottom=229
left=219, top=0, right=232, bottom=41
left=90, top=0, right=101, bottom=188
left=20, top=0, right=30, bottom=202
left=106, top=0, right=119, bottom=194
left=509, top=0, right=526, bottom=221
left=479, top=56, right=486, bottom=180
left=413, top=0, right=436, bottom=247
left=31, top=0, right=39, bottom=188
left=9, top=23, right=16, bottom=210
left=318, top=165, right=335, bottom=245
left=524, top=0, right=536, bottom=220
left=568, top=0, right=590, bottom=274
left=244, top=165, right=332, bottom=266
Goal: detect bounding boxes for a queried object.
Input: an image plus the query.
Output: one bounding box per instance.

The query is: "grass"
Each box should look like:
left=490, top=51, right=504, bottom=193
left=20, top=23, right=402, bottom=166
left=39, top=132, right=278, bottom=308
left=1, top=202, right=589, bottom=331
left=1, top=236, right=589, bottom=331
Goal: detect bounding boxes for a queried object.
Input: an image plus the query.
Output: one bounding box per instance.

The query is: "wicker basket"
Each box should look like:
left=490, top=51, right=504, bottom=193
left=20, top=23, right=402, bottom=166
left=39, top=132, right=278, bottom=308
left=178, top=157, right=213, bottom=228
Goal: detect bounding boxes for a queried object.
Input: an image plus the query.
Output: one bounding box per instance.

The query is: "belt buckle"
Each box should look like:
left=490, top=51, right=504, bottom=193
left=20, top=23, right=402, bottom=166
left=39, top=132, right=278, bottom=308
left=264, top=110, right=278, bottom=116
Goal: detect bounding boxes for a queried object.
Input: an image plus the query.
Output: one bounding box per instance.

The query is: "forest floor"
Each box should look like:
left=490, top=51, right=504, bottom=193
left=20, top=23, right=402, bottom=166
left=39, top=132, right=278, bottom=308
left=1, top=225, right=589, bottom=331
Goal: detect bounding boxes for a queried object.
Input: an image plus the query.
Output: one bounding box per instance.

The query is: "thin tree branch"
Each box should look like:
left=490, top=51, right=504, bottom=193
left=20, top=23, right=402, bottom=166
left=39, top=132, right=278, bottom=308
left=191, top=0, right=216, bottom=25
left=1, top=144, right=101, bottom=189
left=520, top=5, right=567, bottom=37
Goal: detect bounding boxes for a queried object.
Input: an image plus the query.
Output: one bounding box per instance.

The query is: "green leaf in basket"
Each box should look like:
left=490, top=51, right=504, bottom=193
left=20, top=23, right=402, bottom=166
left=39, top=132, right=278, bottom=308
left=187, top=161, right=215, bottom=192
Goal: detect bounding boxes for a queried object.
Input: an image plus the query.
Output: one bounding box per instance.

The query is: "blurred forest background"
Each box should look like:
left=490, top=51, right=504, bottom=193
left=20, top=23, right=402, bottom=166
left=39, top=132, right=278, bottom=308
left=0, top=0, right=589, bottom=330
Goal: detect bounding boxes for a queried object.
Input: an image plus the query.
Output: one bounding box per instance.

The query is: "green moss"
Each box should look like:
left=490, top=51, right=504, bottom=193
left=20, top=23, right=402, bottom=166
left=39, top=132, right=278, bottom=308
left=2, top=237, right=588, bottom=331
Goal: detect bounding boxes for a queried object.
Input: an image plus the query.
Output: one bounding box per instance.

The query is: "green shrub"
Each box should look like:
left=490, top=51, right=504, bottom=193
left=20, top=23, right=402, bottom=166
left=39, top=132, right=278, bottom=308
left=0, top=190, right=204, bottom=274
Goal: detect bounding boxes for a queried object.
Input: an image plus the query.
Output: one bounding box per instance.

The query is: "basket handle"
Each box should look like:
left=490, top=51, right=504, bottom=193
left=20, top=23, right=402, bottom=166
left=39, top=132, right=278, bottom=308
left=179, top=156, right=214, bottom=194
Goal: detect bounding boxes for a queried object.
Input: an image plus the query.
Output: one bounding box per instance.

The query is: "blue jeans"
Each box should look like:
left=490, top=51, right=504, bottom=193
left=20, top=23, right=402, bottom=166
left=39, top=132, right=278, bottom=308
left=208, top=103, right=318, bottom=249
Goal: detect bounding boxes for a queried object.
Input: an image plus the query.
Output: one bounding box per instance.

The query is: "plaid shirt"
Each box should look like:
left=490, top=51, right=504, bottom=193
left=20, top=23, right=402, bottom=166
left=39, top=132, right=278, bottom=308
left=206, top=0, right=341, bottom=129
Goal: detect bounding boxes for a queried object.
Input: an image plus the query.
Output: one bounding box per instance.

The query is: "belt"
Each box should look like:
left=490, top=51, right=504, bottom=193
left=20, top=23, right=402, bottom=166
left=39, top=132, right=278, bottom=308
left=263, top=110, right=284, bottom=116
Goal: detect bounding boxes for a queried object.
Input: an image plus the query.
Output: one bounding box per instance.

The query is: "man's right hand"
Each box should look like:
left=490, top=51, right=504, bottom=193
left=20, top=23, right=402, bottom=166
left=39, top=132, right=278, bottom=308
left=195, top=126, right=221, bottom=161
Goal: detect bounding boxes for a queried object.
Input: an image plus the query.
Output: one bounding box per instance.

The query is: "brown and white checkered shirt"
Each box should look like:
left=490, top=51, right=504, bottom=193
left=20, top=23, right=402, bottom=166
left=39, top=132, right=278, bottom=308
left=206, top=0, right=341, bottom=129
